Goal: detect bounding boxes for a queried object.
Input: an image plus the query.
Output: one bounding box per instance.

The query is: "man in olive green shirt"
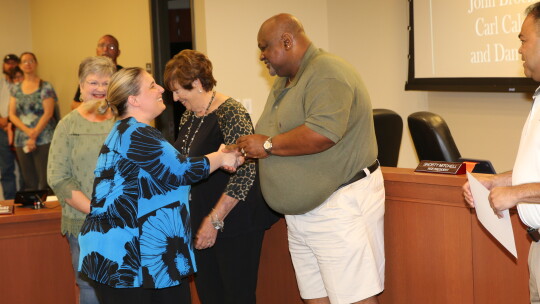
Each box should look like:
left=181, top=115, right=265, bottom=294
left=237, top=13, right=385, bottom=304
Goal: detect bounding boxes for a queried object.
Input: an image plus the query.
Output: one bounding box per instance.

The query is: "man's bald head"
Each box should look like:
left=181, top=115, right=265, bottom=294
left=96, top=34, right=121, bottom=64
left=259, top=13, right=307, bottom=43
left=257, top=13, right=311, bottom=78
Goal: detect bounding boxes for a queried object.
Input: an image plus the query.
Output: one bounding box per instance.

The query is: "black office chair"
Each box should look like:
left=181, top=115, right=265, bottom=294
left=373, top=109, right=403, bottom=167
left=407, top=111, right=496, bottom=173
left=407, top=111, right=461, bottom=162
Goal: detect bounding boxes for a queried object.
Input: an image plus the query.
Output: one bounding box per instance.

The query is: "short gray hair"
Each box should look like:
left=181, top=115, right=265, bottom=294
left=78, top=56, right=116, bottom=114
left=78, top=56, right=116, bottom=84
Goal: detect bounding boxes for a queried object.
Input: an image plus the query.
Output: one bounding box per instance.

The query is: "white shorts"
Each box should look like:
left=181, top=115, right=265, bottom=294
left=285, top=168, right=385, bottom=304
left=529, top=240, right=540, bottom=303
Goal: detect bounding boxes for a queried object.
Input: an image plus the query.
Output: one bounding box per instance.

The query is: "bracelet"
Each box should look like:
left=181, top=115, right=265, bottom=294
left=210, top=208, right=224, bottom=232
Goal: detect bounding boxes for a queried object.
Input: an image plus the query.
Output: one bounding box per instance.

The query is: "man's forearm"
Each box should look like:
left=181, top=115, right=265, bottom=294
left=271, top=125, right=334, bottom=156
left=492, top=171, right=513, bottom=187
left=513, top=183, right=540, bottom=204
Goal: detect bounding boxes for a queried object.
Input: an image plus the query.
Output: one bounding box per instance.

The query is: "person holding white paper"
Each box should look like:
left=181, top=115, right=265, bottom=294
left=463, top=3, right=540, bottom=302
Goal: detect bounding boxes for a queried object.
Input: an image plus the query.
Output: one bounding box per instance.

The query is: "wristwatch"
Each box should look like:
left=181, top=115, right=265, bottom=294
left=263, top=137, right=273, bottom=154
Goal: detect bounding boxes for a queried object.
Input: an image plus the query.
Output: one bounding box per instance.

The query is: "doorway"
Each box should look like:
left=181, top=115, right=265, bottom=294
left=150, top=0, right=192, bottom=143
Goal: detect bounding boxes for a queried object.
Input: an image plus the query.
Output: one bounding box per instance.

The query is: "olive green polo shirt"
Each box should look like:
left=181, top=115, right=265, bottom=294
left=256, top=44, right=377, bottom=215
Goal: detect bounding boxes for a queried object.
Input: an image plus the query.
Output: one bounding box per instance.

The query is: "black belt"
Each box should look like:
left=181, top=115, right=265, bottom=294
left=338, top=160, right=380, bottom=189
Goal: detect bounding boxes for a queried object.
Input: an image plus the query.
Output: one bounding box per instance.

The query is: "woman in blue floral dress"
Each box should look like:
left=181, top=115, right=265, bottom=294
left=8, top=52, right=58, bottom=191
left=78, top=67, right=242, bottom=304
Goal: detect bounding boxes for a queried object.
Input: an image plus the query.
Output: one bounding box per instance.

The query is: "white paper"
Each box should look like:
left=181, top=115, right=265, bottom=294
left=467, top=172, right=517, bottom=258
left=46, top=195, right=58, bottom=202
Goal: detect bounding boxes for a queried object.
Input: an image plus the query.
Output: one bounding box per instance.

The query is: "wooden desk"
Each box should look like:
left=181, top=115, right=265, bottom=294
left=379, top=167, right=530, bottom=304
left=0, top=200, right=301, bottom=304
left=1, top=168, right=530, bottom=303
left=0, top=201, right=76, bottom=304
left=257, top=217, right=302, bottom=303
left=252, top=167, right=531, bottom=304
left=190, top=217, right=302, bottom=304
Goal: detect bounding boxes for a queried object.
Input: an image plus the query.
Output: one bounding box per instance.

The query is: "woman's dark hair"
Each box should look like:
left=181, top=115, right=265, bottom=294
left=164, top=49, right=217, bottom=92
left=8, top=66, right=23, bottom=81
left=19, top=52, right=38, bottom=64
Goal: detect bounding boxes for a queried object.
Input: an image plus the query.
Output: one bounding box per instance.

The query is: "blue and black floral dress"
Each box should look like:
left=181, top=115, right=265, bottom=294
left=10, top=80, right=58, bottom=147
left=78, top=117, right=210, bottom=289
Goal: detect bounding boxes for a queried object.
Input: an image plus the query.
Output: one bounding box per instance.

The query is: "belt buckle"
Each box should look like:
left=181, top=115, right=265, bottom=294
left=528, top=227, right=540, bottom=242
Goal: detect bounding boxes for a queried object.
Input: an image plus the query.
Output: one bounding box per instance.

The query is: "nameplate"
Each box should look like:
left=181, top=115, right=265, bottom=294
left=414, top=160, right=466, bottom=175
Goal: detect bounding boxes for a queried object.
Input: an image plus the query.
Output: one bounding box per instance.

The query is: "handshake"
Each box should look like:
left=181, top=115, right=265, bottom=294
left=214, top=134, right=272, bottom=172
left=215, top=144, right=246, bottom=173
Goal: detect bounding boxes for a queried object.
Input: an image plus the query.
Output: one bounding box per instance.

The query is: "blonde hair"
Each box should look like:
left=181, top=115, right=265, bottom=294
left=105, top=67, right=144, bottom=117
left=78, top=56, right=116, bottom=114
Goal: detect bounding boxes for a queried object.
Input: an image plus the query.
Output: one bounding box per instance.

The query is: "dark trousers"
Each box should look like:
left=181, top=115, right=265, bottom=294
left=0, top=129, right=16, bottom=199
left=94, top=280, right=191, bottom=304
left=15, top=143, right=49, bottom=191
left=194, top=230, right=265, bottom=304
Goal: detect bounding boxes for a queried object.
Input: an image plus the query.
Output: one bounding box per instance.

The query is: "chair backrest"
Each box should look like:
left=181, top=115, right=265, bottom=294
left=407, top=111, right=461, bottom=162
left=373, top=109, right=403, bottom=167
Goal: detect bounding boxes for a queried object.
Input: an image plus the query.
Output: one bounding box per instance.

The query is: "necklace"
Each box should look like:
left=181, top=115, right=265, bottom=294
left=180, top=90, right=216, bottom=156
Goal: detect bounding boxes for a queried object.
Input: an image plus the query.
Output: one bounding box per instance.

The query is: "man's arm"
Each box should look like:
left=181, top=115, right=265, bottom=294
left=236, top=124, right=335, bottom=159
left=462, top=170, right=540, bottom=217
left=490, top=182, right=540, bottom=214
left=463, top=171, right=512, bottom=207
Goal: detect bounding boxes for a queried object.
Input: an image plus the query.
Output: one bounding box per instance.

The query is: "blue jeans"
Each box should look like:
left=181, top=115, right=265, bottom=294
left=0, top=129, right=16, bottom=199
left=67, top=234, right=99, bottom=304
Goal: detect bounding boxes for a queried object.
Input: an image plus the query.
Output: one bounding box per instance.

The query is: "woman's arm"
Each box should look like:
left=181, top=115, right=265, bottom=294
left=47, top=118, right=91, bottom=213
left=65, top=191, right=91, bottom=213
left=8, top=96, right=32, bottom=134
left=194, top=193, right=239, bottom=250
left=127, top=123, right=241, bottom=187
left=205, top=148, right=242, bottom=173
left=28, top=97, right=54, bottom=140
left=194, top=100, right=257, bottom=250
left=218, top=100, right=257, bottom=200
left=24, top=97, right=55, bottom=151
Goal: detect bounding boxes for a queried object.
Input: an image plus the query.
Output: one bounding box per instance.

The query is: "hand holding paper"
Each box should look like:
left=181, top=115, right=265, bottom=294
left=463, top=173, right=497, bottom=208
left=466, top=172, right=517, bottom=258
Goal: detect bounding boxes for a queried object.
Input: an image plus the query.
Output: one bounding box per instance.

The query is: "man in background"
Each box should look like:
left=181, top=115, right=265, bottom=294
left=237, top=13, right=385, bottom=304
left=71, top=34, right=122, bottom=109
left=0, top=54, right=19, bottom=199
left=463, top=3, right=540, bottom=302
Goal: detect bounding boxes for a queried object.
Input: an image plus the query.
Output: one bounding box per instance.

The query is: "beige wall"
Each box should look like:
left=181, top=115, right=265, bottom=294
left=429, top=92, right=531, bottom=172
left=27, top=0, right=152, bottom=118
left=197, top=0, right=528, bottom=171
left=194, top=0, right=329, bottom=125
left=327, top=0, right=428, bottom=169
left=0, top=0, right=32, bottom=60
left=329, top=0, right=530, bottom=171
left=197, top=0, right=427, bottom=168
left=2, top=0, right=528, bottom=170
